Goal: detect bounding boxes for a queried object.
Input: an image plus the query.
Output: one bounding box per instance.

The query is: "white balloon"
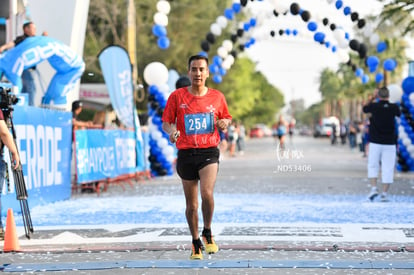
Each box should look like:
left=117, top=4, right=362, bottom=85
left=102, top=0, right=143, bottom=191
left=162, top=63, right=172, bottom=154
left=162, top=145, right=174, bottom=156
left=154, top=12, right=168, bottom=26
left=403, top=137, right=411, bottom=147
left=337, top=50, right=350, bottom=63
left=222, top=40, right=233, bottom=52
left=369, top=33, right=380, bottom=46
left=144, top=62, right=169, bottom=85
left=157, top=137, right=168, bottom=148
left=224, top=54, right=235, bottom=65
left=217, top=46, right=228, bottom=58
left=151, top=130, right=162, bottom=141
left=407, top=144, right=414, bottom=154
left=210, top=23, right=222, bottom=36
left=156, top=0, right=171, bottom=14
left=409, top=92, right=414, bottom=104
left=363, top=24, right=374, bottom=37
left=387, top=83, right=403, bottom=103
left=216, top=16, right=228, bottom=29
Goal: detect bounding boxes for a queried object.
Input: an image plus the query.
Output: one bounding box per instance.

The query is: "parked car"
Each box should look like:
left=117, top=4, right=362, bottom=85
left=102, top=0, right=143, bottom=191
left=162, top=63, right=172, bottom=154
left=313, top=116, right=339, bottom=138
left=250, top=124, right=272, bottom=138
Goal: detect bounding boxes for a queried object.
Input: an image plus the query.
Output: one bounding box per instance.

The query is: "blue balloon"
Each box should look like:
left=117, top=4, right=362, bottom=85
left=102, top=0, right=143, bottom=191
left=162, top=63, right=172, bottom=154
left=402, top=76, right=414, bottom=94
left=292, top=29, right=298, bottom=36
left=325, top=41, right=330, bottom=48
left=198, top=51, right=208, bottom=57
left=314, top=32, right=325, bottom=42
left=219, top=67, right=227, bottom=76
left=243, top=22, right=250, bottom=31
left=212, top=55, right=222, bottom=66
left=148, top=85, right=159, bottom=95
left=366, top=55, right=379, bottom=68
left=152, top=24, right=167, bottom=37
left=383, top=58, right=397, bottom=71
left=331, top=46, right=337, bottom=53
left=213, top=74, right=222, bottom=83
left=307, top=21, right=317, bottom=32
left=355, top=68, right=363, bottom=77
left=250, top=18, right=257, bottom=27
left=285, top=29, right=291, bottom=35
left=209, top=64, right=220, bottom=74
left=232, top=3, right=241, bottom=13
left=335, top=0, right=343, bottom=9
left=375, top=73, right=384, bottom=83
left=157, top=36, right=170, bottom=49
left=377, top=41, right=387, bottom=53
left=362, top=74, right=369, bottom=84
left=224, top=8, right=234, bottom=20
left=343, top=6, right=351, bottom=15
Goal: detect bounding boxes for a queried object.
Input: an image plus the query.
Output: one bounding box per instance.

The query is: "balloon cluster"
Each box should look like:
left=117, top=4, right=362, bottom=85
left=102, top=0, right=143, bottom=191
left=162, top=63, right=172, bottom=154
left=397, top=77, right=414, bottom=172
left=200, top=2, right=244, bottom=54
left=152, top=0, right=171, bottom=50
left=143, top=62, right=175, bottom=176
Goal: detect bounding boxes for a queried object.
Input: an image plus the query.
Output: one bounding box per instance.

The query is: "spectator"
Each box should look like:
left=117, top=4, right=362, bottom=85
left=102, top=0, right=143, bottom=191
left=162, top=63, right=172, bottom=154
left=363, top=87, right=400, bottom=202
left=0, top=22, right=46, bottom=106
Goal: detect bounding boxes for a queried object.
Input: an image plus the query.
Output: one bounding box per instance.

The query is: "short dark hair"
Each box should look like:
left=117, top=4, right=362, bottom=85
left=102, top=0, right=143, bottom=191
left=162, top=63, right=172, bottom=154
left=188, top=55, right=209, bottom=70
left=378, top=87, right=389, bottom=99
left=23, top=21, right=33, bottom=30
left=72, top=100, right=83, bottom=111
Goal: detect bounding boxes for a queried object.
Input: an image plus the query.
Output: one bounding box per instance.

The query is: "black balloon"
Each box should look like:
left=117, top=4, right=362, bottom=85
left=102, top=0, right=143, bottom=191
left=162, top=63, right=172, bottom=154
left=206, top=32, right=215, bottom=44
left=240, top=0, right=248, bottom=7
left=330, top=24, right=336, bottom=31
left=358, top=43, right=367, bottom=59
left=322, top=18, right=329, bottom=26
left=237, top=28, right=244, bottom=37
left=351, top=64, right=357, bottom=72
left=201, top=40, right=210, bottom=52
left=357, top=19, right=366, bottom=29
left=238, top=44, right=245, bottom=51
left=279, top=29, right=284, bottom=35
left=270, top=30, right=275, bottom=37
left=230, top=34, right=238, bottom=43
left=176, top=76, right=191, bottom=89
left=290, top=3, right=300, bottom=15
left=301, top=10, right=310, bottom=22
left=349, top=39, right=360, bottom=51
left=273, top=10, right=279, bottom=17
left=230, top=50, right=237, bottom=58
left=351, top=12, right=359, bottom=22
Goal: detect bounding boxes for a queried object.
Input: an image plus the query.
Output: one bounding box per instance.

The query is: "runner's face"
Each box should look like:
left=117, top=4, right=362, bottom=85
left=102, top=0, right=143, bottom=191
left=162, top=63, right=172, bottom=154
left=188, top=59, right=209, bottom=86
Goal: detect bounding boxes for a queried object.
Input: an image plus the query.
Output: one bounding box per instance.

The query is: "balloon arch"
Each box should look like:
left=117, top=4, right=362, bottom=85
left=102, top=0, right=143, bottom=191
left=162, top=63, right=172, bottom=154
left=143, top=0, right=413, bottom=175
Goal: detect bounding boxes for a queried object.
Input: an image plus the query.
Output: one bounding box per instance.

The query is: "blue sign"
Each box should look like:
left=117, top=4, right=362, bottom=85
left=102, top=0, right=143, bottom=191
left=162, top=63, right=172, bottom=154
left=75, top=129, right=137, bottom=183
left=1, top=106, right=72, bottom=216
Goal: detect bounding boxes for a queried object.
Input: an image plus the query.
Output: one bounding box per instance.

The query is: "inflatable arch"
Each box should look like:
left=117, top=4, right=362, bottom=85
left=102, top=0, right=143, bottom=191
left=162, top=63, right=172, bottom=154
left=0, top=35, right=85, bottom=106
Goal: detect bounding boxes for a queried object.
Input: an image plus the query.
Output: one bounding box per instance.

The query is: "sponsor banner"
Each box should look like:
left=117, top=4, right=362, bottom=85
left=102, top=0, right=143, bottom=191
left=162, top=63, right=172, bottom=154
left=75, top=129, right=137, bottom=183
left=1, top=106, right=72, bottom=216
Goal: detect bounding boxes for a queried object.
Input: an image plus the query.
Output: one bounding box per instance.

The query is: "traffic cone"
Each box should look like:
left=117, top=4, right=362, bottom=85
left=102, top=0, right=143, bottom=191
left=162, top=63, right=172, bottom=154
left=3, top=208, right=20, bottom=252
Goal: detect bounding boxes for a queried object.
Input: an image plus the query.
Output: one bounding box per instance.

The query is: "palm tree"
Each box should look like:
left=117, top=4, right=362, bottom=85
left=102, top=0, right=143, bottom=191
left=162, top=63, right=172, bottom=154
left=377, top=0, right=414, bottom=36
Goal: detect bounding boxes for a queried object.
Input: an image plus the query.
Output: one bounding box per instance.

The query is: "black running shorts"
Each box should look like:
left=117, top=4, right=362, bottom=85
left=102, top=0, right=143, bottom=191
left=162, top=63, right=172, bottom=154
left=176, top=147, right=220, bottom=180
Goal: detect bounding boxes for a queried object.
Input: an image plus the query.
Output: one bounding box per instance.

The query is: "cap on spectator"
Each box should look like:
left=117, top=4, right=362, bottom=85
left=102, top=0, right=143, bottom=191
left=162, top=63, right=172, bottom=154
left=72, top=100, right=83, bottom=111
left=378, top=87, right=389, bottom=99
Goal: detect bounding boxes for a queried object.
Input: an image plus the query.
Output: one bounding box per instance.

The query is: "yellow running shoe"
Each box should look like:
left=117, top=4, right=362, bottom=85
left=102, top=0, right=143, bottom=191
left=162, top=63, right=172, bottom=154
left=202, top=234, right=219, bottom=254
left=190, top=240, right=203, bottom=260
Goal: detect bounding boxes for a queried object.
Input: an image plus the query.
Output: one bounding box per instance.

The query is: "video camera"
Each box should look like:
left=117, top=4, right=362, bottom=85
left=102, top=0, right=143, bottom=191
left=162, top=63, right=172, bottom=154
left=0, top=86, right=19, bottom=109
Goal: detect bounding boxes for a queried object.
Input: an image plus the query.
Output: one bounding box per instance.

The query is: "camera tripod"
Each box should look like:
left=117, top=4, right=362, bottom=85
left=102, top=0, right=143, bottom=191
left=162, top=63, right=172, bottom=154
left=3, top=106, right=33, bottom=239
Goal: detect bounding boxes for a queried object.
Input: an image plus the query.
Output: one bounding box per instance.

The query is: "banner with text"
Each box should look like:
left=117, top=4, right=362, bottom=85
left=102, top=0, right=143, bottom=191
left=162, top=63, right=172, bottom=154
left=75, top=129, right=137, bottom=183
left=1, top=106, right=72, bottom=216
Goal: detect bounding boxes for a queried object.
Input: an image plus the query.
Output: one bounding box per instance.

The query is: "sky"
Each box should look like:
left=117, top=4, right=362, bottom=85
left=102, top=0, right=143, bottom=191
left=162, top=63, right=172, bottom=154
left=242, top=0, right=390, bottom=108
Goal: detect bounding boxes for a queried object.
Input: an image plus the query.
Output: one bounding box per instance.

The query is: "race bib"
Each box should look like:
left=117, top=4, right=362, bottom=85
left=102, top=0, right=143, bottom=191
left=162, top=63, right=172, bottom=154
left=184, top=112, right=215, bottom=135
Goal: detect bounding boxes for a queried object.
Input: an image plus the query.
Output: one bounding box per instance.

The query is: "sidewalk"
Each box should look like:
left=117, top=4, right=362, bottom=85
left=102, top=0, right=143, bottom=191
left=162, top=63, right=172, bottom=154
left=0, top=136, right=413, bottom=274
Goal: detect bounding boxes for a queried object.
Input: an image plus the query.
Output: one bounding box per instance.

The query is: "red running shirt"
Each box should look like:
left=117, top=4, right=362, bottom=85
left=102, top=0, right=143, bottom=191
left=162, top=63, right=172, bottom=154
left=162, top=87, right=232, bottom=149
